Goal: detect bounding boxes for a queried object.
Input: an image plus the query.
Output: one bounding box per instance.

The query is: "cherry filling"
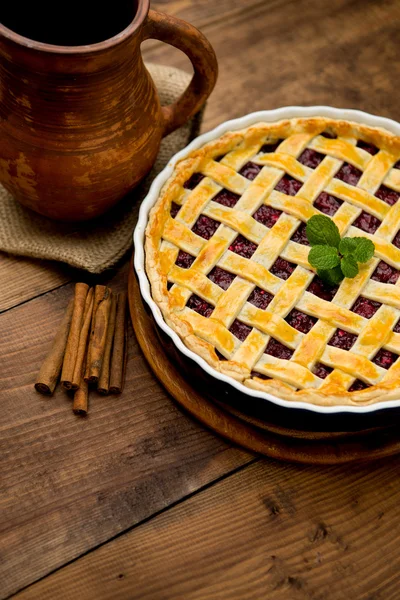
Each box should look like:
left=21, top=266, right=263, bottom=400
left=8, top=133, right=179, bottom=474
left=351, top=296, right=381, bottom=318
left=335, top=163, right=362, bottom=186
left=261, top=140, right=282, bottom=153
left=393, top=319, right=400, bottom=334
left=214, top=189, right=241, bottom=208
left=392, top=230, right=400, bottom=249
left=214, top=154, right=225, bottom=162
left=251, top=371, right=271, bottom=380
left=321, top=131, right=337, bottom=139
left=353, top=211, right=381, bottom=234
left=285, top=309, right=316, bottom=333
left=270, top=258, right=296, bottom=280
left=192, top=215, right=219, bottom=239
left=187, top=294, right=214, bottom=317
left=356, top=140, right=379, bottom=155
left=313, top=192, right=343, bottom=216
left=229, top=234, right=257, bottom=258
left=265, top=338, right=293, bottom=360
left=395, top=161, right=400, bottom=169
left=373, top=349, right=399, bottom=369
left=313, top=363, right=333, bottom=379
left=175, top=250, right=195, bottom=269
left=184, top=173, right=204, bottom=190
left=229, top=319, right=252, bottom=342
left=170, top=201, right=181, bottom=218
left=252, top=205, right=282, bottom=228
left=275, top=175, right=303, bottom=196
left=371, top=261, right=400, bottom=284
left=328, top=329, right=357, bottom=351
left=375, top=185, right=400, bottom=206
left=208, top=266, right=235, bottom=290
left=291, top=223, right=309, bottom=245
left=248, top=287, right=273, bottom=310
left=298, top=148, right=325, bottom=169
left=307, top=276, right=338, bottom=301
left=349, top=379, right=370, bottom=391
left=239, top=162, right=262, bottom=181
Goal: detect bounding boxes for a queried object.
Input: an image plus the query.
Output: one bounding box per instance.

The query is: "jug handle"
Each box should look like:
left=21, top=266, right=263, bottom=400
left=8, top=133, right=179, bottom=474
left=142, top=10, right=218, bottom=137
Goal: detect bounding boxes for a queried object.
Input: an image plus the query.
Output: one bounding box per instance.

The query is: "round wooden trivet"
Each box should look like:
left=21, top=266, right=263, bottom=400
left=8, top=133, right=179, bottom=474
left=128, top=256, right=400, bottom=464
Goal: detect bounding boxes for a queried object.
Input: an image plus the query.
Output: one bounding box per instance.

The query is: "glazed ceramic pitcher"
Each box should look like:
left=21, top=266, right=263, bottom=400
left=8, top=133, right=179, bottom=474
left=0, top=1, right=217, bottom=221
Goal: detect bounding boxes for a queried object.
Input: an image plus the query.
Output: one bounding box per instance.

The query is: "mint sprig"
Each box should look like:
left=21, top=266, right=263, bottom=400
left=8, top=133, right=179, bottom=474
left=305, top=215, right=375, bottom=286
left=352, top=237, right=375, bottom=263
left=341, top=255, right=359, bottom=278
left=308, top=246, right=340, bottom=270
left=306, top=215, right=341, bottom=248
left=317, top=265, right=344, bottom=286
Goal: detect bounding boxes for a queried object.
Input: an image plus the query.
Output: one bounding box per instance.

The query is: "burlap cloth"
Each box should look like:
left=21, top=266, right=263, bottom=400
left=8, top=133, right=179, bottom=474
left=0, top=63, right=204, bottom=273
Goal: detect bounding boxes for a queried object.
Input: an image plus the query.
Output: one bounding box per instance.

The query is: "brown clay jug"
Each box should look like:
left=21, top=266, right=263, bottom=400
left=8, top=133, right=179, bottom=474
left=0, top=1, right=217, bottom=221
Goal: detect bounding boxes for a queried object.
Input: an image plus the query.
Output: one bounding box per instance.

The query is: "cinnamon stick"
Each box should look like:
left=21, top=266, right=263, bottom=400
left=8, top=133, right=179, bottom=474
left=84, top=349, right=90, bottom=382
left=73, top=370, right=89, bottom=416
left=71, top=288, right=94, bottom=390
left=109, top=292, right=127, bottom=394
left=84, top=285, right=107, bottom=383
left=97, top=293, right=117, bottom=395
left=61, top=283, right=89, bottom=390
left=34, top=299, right=74, bottom=395
left=87, top=286, right=112, bottom=384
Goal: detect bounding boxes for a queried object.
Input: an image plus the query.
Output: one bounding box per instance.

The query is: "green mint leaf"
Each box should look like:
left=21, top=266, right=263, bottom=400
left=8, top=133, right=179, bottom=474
left=306, top=215, right=341, bottom=248
left=339, top=237, right=357, bottom=256
left=341, top=256, right=359, bottom=278
left=317, top=266, right=344, bottom=287
left=308, top=245, right=340, bottom=270
left=352, top=237, right=375, bottom=263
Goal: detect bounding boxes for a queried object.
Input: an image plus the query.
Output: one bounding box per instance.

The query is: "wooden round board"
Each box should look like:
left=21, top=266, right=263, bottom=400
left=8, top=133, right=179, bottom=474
left=128, top=256, right=400, bottom=464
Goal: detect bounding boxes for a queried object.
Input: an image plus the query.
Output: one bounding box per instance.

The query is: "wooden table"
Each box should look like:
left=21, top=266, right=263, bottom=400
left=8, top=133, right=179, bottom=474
left=2, top=1, right=400, bottom=598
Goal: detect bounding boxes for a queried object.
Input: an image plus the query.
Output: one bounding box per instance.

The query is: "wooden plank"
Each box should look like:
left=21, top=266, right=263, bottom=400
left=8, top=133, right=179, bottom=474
left=147, top=0, right=272, bottom=41
left=0, top=263, right=252, bottom=598
left=15, top=458, right=400, bottom=600
left=146, top=0, right=400, bottom=131
left=0, top=253, right=71, bottom=312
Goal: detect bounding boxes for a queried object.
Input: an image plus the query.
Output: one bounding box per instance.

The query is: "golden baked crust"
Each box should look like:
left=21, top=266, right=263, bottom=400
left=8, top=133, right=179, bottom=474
left=145, top=117, right=400, bottom=406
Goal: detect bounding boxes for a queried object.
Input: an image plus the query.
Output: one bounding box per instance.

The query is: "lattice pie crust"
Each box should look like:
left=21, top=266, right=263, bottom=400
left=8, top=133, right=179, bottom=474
left=145, top=118, right=400, bottom=406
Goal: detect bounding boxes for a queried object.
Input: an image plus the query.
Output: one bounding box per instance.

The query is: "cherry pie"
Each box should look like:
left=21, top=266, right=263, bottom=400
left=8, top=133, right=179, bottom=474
left=145, top=117, right=400, bottom=406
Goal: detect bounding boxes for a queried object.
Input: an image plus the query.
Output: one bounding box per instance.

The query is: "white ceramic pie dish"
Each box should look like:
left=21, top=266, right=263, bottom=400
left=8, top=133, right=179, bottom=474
left=134, top=106, right=400, bottom=415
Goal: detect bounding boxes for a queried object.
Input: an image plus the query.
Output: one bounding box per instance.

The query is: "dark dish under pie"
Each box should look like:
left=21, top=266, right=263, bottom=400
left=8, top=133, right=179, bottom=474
left=145, top=117, right=400, bottom=406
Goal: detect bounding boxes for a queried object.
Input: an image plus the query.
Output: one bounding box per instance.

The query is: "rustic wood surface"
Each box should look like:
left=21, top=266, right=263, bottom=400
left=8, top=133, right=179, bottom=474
left=14, top=458, right=400, bottom=600
left=1, top=0, right=400, bottom=598
left=0, top=265, right=251, bottom=598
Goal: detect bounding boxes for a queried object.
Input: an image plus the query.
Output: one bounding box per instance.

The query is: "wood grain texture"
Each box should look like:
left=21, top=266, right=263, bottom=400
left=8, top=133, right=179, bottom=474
left=0, top=263, right=251, bottom=599
left=146, top=0, right=400, bottom=131
left=0, top=254, right=70, bottom=312
left=14, top=458, right=400, bottom=600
